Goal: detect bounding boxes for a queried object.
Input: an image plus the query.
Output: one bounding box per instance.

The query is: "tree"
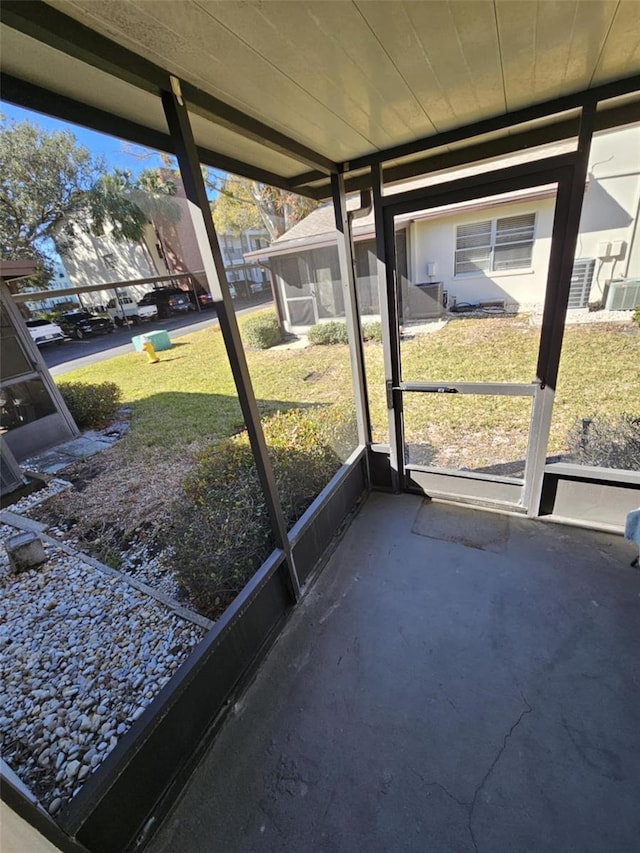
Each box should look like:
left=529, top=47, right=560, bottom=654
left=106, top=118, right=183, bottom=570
left=0, top=118, right=156, bottom=288
left=210, top=174, right=318, bottom=242
left=130, top=168, right=182, bottom=272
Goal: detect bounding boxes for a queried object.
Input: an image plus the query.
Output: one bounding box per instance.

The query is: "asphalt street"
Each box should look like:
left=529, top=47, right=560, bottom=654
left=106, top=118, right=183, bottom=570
left=41, top=298, right=272, bottom=377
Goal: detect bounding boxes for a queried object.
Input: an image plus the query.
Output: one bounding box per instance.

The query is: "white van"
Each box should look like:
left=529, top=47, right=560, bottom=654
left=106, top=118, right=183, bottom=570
left=106, top=295, right=158, bottom=325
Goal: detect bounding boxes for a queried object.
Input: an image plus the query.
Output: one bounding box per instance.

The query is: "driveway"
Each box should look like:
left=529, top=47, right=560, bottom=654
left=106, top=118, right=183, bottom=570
left=42, top=298, right=272, bottom=377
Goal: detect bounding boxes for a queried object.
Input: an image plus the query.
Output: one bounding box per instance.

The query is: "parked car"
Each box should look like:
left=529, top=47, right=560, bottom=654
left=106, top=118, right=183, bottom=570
left=138, top=288, right=193, bottom=319
left=105, top=295, right=158, bottom=326
left=188, top=290, right=215, bottom=310
left=58, top=311, right=115, bottom=339
left=26, top=318, right=65, bottom=346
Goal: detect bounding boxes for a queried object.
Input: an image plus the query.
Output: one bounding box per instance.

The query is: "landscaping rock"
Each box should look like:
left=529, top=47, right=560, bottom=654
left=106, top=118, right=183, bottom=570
left=4, top=532, right=47, bottom=574
left=0, top=522, right=205, bottom=813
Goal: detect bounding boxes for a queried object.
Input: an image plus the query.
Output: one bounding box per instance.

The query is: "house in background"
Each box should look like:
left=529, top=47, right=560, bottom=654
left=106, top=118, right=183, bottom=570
left=247, top=124, right=640, bottom=332
left=219, top=228, right=270, bottom=298
left=56, top=175, right=270, bottom=310
left=57, top=219, right=164, bottom=310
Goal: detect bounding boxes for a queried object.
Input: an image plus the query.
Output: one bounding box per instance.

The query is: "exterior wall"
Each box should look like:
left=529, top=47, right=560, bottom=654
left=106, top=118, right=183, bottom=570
left=268, top=124, right=640, bottom=325
left=58, top=221, right=160, bottom=309
left=24, top=257, right=76, bottom=313
left=409, top=195, right=557, bottom=312
left=577, top=123, right=640, bottom=302
left=221, top=229, right=270, bottom=295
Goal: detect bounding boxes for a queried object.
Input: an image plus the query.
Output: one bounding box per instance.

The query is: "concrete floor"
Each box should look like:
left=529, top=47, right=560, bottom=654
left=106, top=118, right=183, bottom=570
left=149, top=493, right=640, bottom=853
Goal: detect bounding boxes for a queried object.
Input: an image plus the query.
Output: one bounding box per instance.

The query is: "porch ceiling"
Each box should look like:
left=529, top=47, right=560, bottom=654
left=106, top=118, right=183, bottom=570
left=1, top=1, right=639, bottom=196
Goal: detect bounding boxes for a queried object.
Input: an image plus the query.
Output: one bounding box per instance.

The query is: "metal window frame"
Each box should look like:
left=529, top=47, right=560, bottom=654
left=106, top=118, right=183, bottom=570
left=160, top=80, right=301, bottom=602
left=331, top=174, right=372, bottom=448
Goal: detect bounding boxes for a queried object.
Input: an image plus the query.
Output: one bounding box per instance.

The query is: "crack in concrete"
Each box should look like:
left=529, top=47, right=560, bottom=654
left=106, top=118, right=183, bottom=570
left=413, top=694, right=532, bottom=853
left=467, top=695, right=532, bottom=853
left=424, top=779, right=471, bottom=810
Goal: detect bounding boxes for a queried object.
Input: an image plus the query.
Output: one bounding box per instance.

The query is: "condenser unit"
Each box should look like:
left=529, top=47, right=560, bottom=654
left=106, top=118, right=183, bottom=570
left=568, top=258, right=596, bottom=310
left=402, top=281, right=444, bottom=321
left=604, top=279, right=640, bottom=311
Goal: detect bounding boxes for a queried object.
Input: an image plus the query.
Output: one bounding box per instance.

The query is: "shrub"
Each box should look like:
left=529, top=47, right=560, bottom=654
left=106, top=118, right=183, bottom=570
left=362, top=321, right=383, bottom=342
left=633, top=304, right=640, bottom=327
left=166, top=406, right=355, bottom=618
left=58, top=381, right=122, bottom=429
left=307, top=321, right=349, bottom=345
left=566, top=413, right=640, bottom=470
left=242, top=312, right=282, bottom=349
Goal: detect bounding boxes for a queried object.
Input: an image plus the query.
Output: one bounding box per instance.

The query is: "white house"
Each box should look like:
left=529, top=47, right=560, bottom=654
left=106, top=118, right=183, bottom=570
left=246, top=124, right=640, bottom=331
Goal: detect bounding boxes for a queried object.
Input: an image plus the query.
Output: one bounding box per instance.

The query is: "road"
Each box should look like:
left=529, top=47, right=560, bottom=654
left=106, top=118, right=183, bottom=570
left=42, top=298, right=273, bottom=377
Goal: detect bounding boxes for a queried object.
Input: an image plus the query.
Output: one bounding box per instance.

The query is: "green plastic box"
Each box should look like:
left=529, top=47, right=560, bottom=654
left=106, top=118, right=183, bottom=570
left=132, top=330, right=171, bottom=353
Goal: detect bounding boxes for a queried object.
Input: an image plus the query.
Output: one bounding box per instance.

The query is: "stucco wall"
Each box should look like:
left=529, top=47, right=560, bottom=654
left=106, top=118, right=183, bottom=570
left=409, top=195, right=557, bottom=311
left=576, top=123, right=640, bottom=302
left=408, top=124, right=640, bottom=310
left=60, top=222, right=158, bottom=290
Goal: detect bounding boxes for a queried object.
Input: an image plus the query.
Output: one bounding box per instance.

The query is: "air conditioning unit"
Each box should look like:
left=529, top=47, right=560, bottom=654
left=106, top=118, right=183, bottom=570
left=604, top=278, right=640, bottom=311
left=402, top=281, right=444, bottom=321
left=568, top=258, right=595, bottom=310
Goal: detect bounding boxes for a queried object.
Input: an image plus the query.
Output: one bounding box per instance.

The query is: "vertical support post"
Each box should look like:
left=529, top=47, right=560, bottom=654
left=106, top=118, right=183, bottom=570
left=537, top=102, right=596, bottom=391
left=331, top=173, right=372, bottom=450
left=525, top=102, right=596, bottom=516
left=161, top=77, right=300, bottom=600
left=371, top=165, right=403, bottom=491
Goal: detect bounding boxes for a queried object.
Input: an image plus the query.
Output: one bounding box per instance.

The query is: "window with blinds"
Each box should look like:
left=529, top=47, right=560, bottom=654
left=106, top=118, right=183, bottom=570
left=455, top=213, right=535, bottom=275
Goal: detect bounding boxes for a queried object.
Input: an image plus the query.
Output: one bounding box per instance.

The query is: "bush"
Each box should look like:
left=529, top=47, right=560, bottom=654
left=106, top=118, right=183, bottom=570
left=633, top=304, right=640, bottom=327
left=307, top=321, right=349, bottom=345
left=566, top=413, right=640, bottom=470
left=166, top=407, right=355, bottom=618
left=308, top=320, right=382, bottom=345
left=242, top=312, right=282, bottom=349
left=362, top=321, right=383, bottom=342
left=58, top=381, right=122, bottom=429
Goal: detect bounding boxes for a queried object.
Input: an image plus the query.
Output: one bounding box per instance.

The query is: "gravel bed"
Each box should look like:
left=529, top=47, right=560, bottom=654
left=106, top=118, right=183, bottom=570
left=530, top=308, right=635, bottom=326
left=0, top=524, right=204, bottom=816
left=6, top=478, right=72, bottom=515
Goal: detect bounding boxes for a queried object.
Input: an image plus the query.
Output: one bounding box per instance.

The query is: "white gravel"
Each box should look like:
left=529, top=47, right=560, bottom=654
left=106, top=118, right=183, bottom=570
left=0, top=524, right=205, bottom=815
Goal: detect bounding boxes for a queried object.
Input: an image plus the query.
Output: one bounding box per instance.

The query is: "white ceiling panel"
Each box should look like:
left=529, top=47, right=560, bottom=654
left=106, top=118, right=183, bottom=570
left=2, top=0, right=639, bottom=182
left=496, top=0, right=620, bottom=110
left=0, top=27, right=169, bottom=136
left=193, top=0, right=437, bottom=149
left=0, top=26, right=307, bottom=180
left=593, top=0, right=640, bottom=85
left=358, top=1, right=506, bottom=132
left=46, top=0, right=372, bottom=161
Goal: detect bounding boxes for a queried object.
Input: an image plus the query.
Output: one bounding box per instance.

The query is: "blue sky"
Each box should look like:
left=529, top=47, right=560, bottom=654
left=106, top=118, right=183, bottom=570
left=0, top=101, right=166, bottom=175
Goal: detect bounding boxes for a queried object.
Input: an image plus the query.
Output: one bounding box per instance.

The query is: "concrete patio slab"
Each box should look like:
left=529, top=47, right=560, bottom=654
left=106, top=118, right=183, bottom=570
left=149, top=493, right=640, bottom=853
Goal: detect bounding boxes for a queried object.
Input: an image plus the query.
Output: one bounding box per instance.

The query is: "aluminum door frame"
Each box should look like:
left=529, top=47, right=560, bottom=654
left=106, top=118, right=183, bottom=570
left=375, top=157, right=581, bottom=512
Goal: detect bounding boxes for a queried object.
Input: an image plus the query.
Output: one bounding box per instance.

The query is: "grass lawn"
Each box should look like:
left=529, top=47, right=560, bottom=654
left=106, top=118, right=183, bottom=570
left=44, top=310, right=638, bottom=610
left=57, top=311, right=640, bottom=471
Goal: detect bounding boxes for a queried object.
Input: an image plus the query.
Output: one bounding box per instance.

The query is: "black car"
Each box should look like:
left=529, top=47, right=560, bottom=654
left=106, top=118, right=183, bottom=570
left=138, top=288, right=193, bottom=319
left=58, top=311, right=114, bottom=339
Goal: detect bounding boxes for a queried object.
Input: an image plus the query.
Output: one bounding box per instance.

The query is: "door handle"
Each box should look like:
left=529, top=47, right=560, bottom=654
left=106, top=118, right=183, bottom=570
left=423, top=387, right=459, bottom=394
